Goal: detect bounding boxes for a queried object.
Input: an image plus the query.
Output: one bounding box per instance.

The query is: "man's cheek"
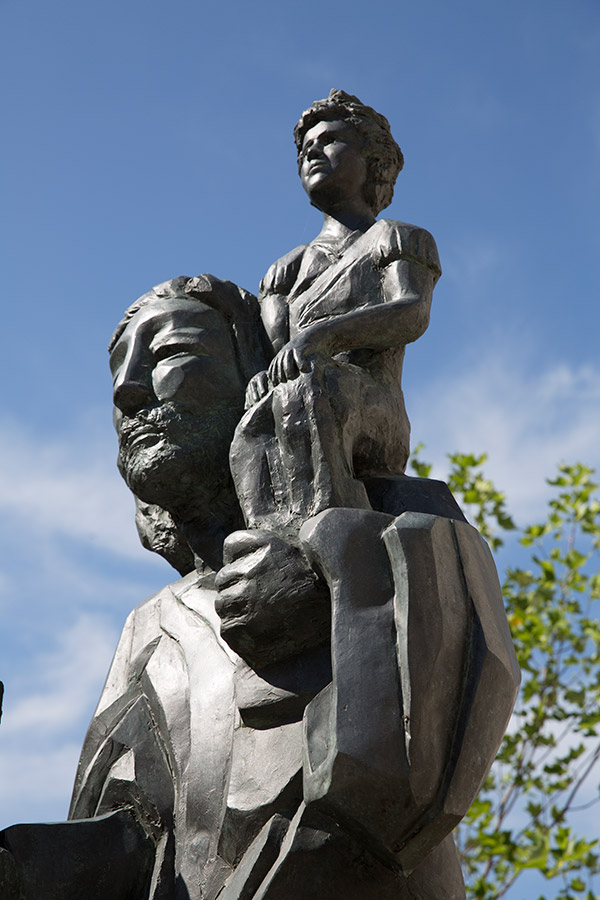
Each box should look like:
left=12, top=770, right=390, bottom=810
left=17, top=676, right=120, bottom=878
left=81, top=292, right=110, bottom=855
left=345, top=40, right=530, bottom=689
left=153, top=357, right=240, bottom=406
left=152, top=360, right=186, bottom=400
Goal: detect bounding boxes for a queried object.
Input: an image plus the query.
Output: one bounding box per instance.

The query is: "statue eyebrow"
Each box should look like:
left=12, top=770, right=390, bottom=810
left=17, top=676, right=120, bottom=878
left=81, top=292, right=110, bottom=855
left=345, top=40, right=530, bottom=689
left=149, top=326, right=207, bottom=352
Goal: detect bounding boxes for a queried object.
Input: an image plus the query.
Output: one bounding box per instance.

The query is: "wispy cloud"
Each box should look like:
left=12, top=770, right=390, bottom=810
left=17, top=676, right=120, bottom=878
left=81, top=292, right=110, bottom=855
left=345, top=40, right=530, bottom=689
left=0, top=613, right=120, bottom=827
left=2, top=613, right=119, bottom=737
left=0, top=417, right=142, bottom=560
left=410, top=351, right=600, bottom=523
left=0, top=416, right=170, bottom=827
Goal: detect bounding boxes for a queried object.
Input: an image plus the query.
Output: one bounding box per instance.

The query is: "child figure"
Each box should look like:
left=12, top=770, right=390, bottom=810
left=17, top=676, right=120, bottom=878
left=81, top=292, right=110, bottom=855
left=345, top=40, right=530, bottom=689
left=230, top=90, right=441, bottom=540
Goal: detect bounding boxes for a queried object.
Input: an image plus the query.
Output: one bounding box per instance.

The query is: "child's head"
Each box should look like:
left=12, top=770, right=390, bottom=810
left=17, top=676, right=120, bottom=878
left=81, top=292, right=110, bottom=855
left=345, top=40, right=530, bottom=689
left=294, top=89, right=403, bottom=216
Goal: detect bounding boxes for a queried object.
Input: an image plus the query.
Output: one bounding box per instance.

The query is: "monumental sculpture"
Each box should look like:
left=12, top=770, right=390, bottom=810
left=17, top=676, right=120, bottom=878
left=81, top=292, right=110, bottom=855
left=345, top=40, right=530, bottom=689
left=0, top=90, right=520, bottom=899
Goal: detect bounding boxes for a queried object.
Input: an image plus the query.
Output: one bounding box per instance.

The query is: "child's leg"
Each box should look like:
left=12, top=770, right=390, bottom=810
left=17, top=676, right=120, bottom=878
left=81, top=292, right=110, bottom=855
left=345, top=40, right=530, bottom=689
left=229, top=361, right=371, bottom=540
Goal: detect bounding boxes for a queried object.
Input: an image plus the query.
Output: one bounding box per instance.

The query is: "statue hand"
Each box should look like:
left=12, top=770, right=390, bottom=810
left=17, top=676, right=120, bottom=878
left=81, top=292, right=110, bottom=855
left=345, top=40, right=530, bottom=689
left=267, top=335, right=313, bottom=388
left=215, top=530, right=330, bottom=668
left=244, top=371, right=270, bottom=409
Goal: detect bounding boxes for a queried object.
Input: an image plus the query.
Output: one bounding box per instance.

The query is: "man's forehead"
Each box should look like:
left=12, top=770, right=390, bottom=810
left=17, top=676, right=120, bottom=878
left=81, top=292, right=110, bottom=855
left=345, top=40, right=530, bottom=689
left=114, top=298, right=225, bottom=343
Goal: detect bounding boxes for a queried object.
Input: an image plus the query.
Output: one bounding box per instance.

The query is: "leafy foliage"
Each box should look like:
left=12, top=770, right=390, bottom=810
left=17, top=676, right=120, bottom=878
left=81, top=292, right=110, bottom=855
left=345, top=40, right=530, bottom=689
left=410, top=449, right=600, bottom=900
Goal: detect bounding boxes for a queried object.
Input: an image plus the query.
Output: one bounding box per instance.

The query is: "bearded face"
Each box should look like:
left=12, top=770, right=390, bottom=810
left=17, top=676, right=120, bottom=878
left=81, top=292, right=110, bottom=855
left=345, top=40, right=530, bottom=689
left=110, top=298, right=247, bottom=519
left=116, top=399, right=242, bottom=512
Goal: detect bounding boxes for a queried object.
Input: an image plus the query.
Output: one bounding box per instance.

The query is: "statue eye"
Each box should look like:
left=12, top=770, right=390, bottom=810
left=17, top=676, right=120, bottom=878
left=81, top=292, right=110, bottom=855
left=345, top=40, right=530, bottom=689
left=153, top=342, right=203, bottom=361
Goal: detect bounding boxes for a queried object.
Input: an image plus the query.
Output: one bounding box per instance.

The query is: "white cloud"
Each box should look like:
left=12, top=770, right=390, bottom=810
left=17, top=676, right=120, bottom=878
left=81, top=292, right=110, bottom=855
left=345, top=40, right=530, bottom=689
left=0, top=414, right=173, bottom=826
left=0, top=613, right=120, bottom=827
left=2, top=613, right=119, bottom=738
left=410, top=351, right=600, bottom=523
left=0, top=416, right=143, bottom=560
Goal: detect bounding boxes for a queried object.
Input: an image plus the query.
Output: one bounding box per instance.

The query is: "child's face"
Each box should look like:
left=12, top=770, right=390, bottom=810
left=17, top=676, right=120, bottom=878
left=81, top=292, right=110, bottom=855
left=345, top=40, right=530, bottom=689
left=299, top=119, right=368, bottom=213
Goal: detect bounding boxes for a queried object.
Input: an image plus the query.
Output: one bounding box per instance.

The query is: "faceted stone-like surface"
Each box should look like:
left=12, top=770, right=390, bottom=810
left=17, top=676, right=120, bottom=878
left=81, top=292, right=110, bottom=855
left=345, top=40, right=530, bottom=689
left=300, top=509, right=520, bottom=874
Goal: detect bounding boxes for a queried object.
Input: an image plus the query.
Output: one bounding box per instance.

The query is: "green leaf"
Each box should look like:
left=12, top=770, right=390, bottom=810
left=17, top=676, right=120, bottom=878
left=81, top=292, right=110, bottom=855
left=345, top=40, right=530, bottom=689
left=443, top=457, right=600, bottom=899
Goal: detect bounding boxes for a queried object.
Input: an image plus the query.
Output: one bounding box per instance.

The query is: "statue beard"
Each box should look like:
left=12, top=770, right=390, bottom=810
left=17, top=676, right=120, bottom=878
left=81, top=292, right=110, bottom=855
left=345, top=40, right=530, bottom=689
left=117, top=400, right=243, bottom=521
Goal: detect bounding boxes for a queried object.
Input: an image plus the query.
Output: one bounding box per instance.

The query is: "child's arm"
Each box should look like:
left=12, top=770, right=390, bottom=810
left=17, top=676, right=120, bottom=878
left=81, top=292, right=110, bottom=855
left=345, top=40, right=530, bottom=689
left=260, top=292, right=289, bottom=355
left=259, top=244, right=307, bottom=352
left=244, top=244, right=307, bottom=408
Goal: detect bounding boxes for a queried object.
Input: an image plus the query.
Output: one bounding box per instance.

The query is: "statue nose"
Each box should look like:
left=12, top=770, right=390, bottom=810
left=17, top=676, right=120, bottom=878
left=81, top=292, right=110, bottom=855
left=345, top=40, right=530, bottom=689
left=113, top=380, right=153, bottom=415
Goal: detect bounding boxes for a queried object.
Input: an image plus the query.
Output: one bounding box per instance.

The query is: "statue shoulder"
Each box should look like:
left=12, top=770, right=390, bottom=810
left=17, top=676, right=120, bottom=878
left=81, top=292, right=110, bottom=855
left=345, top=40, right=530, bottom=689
left=116, top=573, right=200, bottom=655
left=95, top=573, right=219, bottom=711
left=375, top=219, right=442, bottom=278
left=260, top=244, right=308, bottom=298
left=109, top=582, right=176, bottom=663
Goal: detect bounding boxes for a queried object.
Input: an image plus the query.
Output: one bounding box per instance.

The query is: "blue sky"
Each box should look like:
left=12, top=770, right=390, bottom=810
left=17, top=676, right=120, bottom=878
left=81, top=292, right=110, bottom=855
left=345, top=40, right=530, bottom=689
left=1, top=0, right=599, bottom=891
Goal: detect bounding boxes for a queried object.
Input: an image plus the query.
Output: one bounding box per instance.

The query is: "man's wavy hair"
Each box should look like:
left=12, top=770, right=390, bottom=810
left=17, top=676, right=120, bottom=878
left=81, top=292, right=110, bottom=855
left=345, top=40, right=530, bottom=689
left=293, top=89, right=404, bottom=216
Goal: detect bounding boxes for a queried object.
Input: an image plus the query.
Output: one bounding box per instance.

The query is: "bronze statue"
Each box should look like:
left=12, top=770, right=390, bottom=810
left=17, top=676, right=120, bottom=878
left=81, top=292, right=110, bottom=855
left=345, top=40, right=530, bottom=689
left=0, top=91, right=520, bottom=900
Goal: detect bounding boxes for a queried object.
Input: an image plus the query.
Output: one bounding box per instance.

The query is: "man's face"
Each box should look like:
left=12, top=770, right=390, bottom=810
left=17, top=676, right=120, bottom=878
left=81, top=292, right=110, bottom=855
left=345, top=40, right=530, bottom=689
left=110, top=298, right=246, bottom=513
left=299, top=119, right=368, bottom=211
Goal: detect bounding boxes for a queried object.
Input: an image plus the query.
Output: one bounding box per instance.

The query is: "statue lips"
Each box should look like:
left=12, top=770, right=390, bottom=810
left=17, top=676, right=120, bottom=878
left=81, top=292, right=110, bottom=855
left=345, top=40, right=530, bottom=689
left=127, top=429, right=163, bottom=451
left=119, top=416, right=168, bottom=454
left=305, top=161, right=330, bottom=177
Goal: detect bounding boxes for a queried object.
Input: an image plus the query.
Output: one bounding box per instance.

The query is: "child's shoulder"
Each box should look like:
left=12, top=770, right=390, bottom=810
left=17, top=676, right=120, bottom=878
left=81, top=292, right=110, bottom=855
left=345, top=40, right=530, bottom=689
left=375, top=220, right=441, bottom=277
left=260, top=244, right=308, bottom=298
